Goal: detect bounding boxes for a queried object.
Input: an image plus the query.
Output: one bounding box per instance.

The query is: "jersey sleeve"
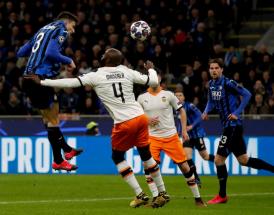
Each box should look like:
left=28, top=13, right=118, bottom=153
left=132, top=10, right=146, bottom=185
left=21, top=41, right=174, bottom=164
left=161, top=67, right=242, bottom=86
left=78, top=72, right=98, bottom=87
left=169, top=92, right=183, bottom=111
left=226, top=79, right=251, bottom=98
left=204, top=85, right=215, bottom=114
left=41, top=72, right=98, bottom=88
left=130, top=68, right=158, bottom=86
left=226, top=79, right=251, bottom=117
left=137, top=94, right=144, bottom=108
left=188, top=103, right=202, bottom=128
left=17, top=37, right=35, bottom=57
left=41, top=78, right=82, bottom=88
left=45, top=28, right=72, bottom=64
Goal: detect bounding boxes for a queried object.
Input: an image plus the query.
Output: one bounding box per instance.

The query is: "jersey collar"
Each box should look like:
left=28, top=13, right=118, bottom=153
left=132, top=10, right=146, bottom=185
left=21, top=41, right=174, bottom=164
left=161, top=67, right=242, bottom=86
left=147, top=86, right=162, bottom=96
left=213, top=75, right=224, bottom=85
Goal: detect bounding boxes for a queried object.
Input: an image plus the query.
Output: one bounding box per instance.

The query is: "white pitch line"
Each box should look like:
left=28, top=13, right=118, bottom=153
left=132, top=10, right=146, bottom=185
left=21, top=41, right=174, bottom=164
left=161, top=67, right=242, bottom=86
left=0, top=192, right=274, bottom=205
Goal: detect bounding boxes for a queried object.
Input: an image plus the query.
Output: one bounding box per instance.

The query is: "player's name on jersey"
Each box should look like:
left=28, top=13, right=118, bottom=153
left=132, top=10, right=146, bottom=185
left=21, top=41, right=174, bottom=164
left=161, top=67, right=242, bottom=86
left=42, top=25, right=57, bottom=30
left=106, top=73, right=124, bottom=80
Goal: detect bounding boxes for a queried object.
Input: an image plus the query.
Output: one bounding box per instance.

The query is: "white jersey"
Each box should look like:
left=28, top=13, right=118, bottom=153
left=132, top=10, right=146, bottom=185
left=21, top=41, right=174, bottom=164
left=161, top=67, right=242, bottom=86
left=137, top=89, right=182, bottom=138
left=41, top=65, right=158, bottom=124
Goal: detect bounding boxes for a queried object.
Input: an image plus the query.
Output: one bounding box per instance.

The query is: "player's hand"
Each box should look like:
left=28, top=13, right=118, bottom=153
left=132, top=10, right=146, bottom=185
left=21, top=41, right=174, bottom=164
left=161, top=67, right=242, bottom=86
left=144, top=60, right=154, bottom=70
left=67, top=60, right=76, bottom=72
left=148, top=116, right=160, bottom=127
left=23, top=74, right=41, bottom=84
left=182, top=131, right=189, bottom=141
left=186, top=125, right=193, bottom=131
left=227, top=113, right=238, bottom=121
left=201, top=113, right=208, bottom=120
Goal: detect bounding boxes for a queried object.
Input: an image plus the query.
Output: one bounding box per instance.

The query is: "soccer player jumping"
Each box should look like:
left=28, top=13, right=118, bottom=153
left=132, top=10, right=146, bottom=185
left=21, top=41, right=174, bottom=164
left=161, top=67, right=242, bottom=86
left=17, top=12, right=83, bottom=171
left=203, top=58, right=274, bottom=204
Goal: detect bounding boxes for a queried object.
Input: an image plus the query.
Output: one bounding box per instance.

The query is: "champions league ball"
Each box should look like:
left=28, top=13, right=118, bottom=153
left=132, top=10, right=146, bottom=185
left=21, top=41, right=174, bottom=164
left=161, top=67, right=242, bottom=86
left=130, top=20, right=151, bottom=41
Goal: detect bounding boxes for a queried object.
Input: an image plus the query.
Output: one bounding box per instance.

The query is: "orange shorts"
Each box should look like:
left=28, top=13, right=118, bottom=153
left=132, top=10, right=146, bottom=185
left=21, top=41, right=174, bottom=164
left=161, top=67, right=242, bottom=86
left=111, top=114, right=149, bottom=151
left=149, top=134, right=187, bottom=164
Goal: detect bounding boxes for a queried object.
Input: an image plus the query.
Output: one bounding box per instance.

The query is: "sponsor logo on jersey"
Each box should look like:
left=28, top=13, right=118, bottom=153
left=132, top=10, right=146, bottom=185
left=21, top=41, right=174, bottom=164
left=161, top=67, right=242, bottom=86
left=58, top=36, right=65, bottom=43
left=212, top=91, right=222, bottom=100
left=162, top=96, right=167, bottom=102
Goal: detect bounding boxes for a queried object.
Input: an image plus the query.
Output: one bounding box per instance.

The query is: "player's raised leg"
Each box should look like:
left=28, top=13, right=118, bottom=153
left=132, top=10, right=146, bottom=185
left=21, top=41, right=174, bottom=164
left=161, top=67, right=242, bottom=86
left=41, top=106, right=79, bottom=171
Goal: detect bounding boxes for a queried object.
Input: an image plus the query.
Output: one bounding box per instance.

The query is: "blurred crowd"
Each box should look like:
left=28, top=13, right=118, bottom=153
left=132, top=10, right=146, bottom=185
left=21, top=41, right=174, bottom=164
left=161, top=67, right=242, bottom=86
left=0, top=0, right=274, bottom=115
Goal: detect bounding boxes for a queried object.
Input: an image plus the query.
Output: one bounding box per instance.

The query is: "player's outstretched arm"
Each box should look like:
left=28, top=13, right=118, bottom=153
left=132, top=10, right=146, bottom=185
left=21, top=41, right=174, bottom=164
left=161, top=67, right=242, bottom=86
left=24, top=74, right=82, bottom=88
left=45, top=39, right=73, bottom=65
left=131, top=60, right=158, bottom=86
left=17, top=40, right=34, bottom=57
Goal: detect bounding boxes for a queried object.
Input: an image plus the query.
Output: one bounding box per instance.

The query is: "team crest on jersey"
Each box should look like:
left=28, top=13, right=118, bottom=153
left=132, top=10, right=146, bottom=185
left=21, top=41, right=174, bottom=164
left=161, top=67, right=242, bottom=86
left=162, top=96, right=167, bottom=102
left=58, top=36, right=65, bottom=43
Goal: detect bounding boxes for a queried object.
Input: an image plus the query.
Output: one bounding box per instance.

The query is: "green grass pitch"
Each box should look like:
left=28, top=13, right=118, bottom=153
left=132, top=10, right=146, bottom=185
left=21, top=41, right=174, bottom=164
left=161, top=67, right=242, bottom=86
left=0, top=175, right=273, bottom=215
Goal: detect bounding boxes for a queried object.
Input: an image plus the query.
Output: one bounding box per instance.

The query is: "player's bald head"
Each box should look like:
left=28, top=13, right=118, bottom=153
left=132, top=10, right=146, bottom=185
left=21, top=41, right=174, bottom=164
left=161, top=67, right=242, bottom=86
left=102, top=48, right=123, bottom=66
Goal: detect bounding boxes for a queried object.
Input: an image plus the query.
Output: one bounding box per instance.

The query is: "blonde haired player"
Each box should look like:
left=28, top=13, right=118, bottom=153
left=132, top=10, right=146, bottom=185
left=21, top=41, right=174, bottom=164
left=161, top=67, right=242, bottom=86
left=137, top=75, right=206, bottom=207
left=25, top=48, right=169, bottom=208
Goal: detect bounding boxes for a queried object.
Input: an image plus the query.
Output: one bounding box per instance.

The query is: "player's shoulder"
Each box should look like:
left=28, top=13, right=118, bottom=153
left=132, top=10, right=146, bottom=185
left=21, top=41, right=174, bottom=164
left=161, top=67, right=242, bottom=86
left=189, top=102, right=199, bottom=110
left=80, top=69, right=98, bottom=78
left=116, top=64, right=132, bottom=72
left=138, top=91, right=150, bottom=98
left=224, top=77, right=240, bottom=88
left=161, top=89, right=176, bottom=98
left=161, top=89, right=173, bottom=95
left=184, top=101, right=191, bottom=106
left=137, top=91, right=149, bottom=102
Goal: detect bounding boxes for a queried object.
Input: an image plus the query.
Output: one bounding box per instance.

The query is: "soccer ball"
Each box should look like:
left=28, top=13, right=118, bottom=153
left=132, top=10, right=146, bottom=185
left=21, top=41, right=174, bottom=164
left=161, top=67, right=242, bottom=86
left=130, top=21, right=151, bottom=41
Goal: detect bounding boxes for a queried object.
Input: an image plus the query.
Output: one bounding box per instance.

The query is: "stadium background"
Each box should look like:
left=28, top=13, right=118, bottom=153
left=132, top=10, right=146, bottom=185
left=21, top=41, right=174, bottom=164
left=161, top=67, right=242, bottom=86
left=0, top=1, right=274, bottom=214
left=1, top=0, right=274, bottom=115
left=0, top=0, right=273, bottom=175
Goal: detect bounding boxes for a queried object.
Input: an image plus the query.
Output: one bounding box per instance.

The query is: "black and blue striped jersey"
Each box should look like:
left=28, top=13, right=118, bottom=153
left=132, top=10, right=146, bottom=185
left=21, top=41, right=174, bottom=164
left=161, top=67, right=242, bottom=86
left=204, top=76, right=251, bottom=128
left=176, top=101, right=206, bottom=138
left=17, top=20, right=72, bottom=78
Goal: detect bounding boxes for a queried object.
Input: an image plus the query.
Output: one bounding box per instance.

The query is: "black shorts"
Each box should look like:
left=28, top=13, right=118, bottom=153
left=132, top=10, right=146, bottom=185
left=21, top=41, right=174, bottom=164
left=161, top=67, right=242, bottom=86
left=183, top=137, right=207, bottom=151
left=23, top=78, right=56, bottom=109
left=217, top=125, right=246, bottom=157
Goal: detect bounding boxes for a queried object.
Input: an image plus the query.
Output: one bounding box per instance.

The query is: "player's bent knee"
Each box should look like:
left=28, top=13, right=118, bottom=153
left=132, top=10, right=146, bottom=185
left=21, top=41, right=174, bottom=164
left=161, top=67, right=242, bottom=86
left=137, top=145, right=151, bottom=161
left=112, top=150, right=125, bottom=164
left=146, top=163, right=159, bottom=174
left=238, top=157, right=249, bottom=166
